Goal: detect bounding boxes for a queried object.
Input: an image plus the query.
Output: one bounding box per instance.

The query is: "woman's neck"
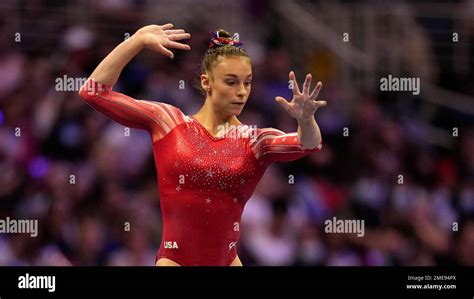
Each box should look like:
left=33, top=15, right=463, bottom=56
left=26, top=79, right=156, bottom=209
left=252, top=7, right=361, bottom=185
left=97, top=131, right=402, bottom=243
left=193, top=102, right=241, bottom=135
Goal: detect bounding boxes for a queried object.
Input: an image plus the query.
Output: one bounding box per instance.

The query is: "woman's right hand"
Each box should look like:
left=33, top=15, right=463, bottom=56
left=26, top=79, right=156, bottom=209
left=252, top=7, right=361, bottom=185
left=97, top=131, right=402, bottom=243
left=135, top=24, right=191, bottom=59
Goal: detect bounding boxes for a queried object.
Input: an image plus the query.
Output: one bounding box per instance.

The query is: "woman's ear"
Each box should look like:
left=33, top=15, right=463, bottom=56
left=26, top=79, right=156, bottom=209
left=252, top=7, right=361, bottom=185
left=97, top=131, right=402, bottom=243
left=200, top=73, right=211, bottom=94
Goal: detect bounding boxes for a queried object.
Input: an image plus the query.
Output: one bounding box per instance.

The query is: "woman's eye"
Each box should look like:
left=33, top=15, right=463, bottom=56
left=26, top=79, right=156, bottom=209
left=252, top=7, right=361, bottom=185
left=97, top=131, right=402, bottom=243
left=245, top=81, right=252, bottom=86
left=226, top=81, right=236, bottom=85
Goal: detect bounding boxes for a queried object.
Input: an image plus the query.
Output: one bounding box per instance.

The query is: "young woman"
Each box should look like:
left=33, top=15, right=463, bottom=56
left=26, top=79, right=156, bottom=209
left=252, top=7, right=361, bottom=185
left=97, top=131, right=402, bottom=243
left=79, top=23, right=326, bottom=266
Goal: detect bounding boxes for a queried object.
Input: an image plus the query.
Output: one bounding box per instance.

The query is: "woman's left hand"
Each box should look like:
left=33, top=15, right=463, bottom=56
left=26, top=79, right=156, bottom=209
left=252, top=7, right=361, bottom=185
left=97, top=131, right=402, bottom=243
left=275, top=71, right=327, bottom=121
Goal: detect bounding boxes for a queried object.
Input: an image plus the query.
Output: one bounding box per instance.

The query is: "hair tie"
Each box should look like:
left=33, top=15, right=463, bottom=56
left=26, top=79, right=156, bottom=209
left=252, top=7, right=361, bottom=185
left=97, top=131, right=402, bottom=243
left=208, top=31, right=243, bottom=49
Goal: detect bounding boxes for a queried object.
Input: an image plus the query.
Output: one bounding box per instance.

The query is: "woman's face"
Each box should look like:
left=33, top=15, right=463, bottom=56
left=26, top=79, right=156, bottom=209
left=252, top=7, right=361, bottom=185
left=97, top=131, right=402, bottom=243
left=201, top=55, right=252, bottom=117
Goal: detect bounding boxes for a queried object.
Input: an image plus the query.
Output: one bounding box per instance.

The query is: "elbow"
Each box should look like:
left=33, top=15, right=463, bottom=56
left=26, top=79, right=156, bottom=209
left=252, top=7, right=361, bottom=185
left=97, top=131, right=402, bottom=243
left=78, top=78, right=109, bottom=103
left=302, top=143, right=321, bottom=151
left=78, top=87, right=90, bottom=102
left=302, top=138, right=323, bottom=151
left=299, top=134, right=323, bottom=150
left=78, top=79, right=94, bottom=102
left=301, top=141, right=318, bottom=150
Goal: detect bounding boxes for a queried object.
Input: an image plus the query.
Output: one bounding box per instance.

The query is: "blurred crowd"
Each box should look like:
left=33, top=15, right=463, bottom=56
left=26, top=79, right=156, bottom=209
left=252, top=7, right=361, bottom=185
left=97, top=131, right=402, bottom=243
left=0, top=0, right=473, bottom=266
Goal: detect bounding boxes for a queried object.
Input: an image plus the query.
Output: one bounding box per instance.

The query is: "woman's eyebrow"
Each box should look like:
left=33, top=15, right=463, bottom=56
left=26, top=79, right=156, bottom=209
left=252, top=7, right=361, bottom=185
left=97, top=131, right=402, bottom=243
left=223, top=74, right=253, bottom=78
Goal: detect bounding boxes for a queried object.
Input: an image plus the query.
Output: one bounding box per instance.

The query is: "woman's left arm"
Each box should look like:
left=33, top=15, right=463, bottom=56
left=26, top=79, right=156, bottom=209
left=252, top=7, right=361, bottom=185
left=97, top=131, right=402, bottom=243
left=275, top=71, right=327, bottom=149
left=297, top=116, right=322, bottom=149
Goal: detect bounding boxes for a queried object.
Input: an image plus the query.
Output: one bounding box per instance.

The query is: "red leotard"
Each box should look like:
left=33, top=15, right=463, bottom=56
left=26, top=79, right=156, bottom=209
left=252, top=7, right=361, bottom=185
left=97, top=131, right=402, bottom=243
left=79, top=79, right=322, bottom=266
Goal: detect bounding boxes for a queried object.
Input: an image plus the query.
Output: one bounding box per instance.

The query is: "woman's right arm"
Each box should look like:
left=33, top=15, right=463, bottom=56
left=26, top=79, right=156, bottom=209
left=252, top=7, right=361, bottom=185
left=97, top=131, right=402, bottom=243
left=88, top=23, right=190, bottom=86
left=78, top=24, right=191, bottom=142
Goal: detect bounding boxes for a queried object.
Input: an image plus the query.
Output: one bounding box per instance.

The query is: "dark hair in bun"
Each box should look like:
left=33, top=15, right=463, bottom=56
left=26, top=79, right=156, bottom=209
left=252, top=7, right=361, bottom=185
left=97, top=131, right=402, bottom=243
left=201, top=29, right=250, bottom=76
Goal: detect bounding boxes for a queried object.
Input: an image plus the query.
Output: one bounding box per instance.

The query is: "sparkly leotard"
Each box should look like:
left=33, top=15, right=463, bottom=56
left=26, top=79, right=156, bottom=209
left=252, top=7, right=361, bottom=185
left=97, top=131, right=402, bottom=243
left=79, top=79, right=322, bottom=266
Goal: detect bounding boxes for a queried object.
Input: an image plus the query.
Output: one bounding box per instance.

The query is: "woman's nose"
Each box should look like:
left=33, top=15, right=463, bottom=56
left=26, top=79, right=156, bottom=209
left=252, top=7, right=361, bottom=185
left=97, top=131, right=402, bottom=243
left=237, top=84, right=246, bottom=96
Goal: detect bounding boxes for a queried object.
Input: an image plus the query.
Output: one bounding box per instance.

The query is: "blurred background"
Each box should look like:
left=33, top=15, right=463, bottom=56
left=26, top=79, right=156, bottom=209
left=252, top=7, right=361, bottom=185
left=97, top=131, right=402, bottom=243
left=0, top=0, right=473, bottom=266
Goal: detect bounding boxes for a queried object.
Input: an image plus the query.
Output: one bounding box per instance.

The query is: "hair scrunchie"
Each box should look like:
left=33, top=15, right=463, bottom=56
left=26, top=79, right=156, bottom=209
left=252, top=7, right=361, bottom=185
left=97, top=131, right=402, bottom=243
left=208, top=31, right=243, bottom=49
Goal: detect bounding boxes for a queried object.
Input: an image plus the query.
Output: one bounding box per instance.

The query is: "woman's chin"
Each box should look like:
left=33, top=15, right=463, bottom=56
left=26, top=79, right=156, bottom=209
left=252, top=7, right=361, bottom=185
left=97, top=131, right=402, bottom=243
left=230, top=106, right=244, bottom=115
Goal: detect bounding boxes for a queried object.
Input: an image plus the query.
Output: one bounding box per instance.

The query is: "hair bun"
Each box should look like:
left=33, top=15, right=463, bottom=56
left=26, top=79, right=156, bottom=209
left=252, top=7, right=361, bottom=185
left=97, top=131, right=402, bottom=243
left=216, top=29, right=231, bottom=39
left=208, top=29, right=243, bottom=49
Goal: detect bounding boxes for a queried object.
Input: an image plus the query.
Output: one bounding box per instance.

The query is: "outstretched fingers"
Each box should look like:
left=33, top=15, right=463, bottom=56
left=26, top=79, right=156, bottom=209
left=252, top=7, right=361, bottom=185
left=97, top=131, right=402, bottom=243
left=157, top=43, right=174, bottom=58
left=165, top=40, right=191, bottom=50
left=275, top=96, right=292, bottom=114
left=314, top=100, right=327, bottom=107
left=310, top=81, right=322, bottom=100
left=165, top=29, right=185, bottom=35
left=167, top=33, right=192, bottom=42
left=289, top=71, right=301, bottom=95
left=160, top=23, right=174, bottom=30
left=302, top=73, right=312, bottom=95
